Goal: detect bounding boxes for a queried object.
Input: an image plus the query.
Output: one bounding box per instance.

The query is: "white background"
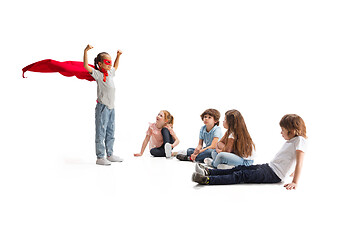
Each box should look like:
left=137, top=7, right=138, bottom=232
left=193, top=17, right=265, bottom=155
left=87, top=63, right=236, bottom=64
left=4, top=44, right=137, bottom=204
left=1, top=0, right=360, bottom=239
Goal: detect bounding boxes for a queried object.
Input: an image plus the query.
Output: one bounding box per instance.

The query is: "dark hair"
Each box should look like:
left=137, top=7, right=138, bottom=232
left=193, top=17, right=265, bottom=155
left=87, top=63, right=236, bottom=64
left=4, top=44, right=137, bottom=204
left=200, top=109, right=221, bottom=126
left=94, top=52, right=110, bottom=70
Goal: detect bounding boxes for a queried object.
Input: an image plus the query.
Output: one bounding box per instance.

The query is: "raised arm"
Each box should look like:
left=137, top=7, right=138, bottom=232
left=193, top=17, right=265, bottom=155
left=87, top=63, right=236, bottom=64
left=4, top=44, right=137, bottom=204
left=83, top=44, right=94, bottom=73
left=284, top=150, right=304, bottom=190
left=113, top=50, right=122, bottom=71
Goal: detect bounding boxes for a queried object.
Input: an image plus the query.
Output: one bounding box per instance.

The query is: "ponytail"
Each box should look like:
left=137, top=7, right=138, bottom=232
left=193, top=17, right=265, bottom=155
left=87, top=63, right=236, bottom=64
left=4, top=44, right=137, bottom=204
left=94, top=57, right=99, bottom=70
left=162, top=110, right=174, bottom=127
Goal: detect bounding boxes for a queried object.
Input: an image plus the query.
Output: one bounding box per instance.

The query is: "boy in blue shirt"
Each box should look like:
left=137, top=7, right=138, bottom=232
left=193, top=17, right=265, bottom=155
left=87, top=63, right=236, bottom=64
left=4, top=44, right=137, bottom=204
left=177, top=109, right=222, bottom=163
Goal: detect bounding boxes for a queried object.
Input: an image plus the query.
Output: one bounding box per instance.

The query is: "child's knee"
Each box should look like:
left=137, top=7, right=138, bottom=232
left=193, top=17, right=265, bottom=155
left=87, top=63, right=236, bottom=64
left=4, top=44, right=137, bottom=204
left=161, top=127, right=170, bottom=134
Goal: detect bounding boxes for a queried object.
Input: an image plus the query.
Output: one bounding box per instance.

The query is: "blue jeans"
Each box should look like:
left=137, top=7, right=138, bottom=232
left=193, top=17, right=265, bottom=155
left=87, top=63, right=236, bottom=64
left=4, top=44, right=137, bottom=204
left=95, top=102, right=115, bottom=158
left=187, top=148, right=213, bottom=163
left=208, top=164, right=281, bottom=185
left=211, top=151, right=254, bottom=168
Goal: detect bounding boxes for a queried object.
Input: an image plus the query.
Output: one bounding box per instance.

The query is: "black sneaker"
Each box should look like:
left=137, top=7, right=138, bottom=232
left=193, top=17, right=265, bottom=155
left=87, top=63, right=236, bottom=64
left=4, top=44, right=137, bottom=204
left=192, top=172, right=209, bottom=185
left=176, top=154, right=190, bottom=161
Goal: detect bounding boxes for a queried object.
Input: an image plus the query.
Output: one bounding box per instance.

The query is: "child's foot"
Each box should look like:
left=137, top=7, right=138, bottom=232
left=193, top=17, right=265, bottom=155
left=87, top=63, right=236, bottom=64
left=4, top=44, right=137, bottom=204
left=195, top=163, right=210, bottom=176
left=217, top=164, right=235, bottom=170
left=192, top=172, right=209, bottom=185
left=204, top=158, right=213, bottom=166
left=107, top=155, right=124, bottom=162
left=165, top=143, right=172, bottom=158
left=176, top=154, right=190, bottom=161
left=96, top=158, right=111, bottom=166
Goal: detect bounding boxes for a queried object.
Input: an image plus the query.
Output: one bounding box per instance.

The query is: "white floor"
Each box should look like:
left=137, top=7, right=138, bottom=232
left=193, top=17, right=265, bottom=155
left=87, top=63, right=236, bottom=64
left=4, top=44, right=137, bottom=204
left=1, top=147, right=358, bottom=240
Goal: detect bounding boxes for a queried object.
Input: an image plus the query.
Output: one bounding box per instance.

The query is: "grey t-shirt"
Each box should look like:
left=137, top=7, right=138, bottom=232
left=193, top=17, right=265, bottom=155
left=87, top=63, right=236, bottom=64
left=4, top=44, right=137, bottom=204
left=91, top=67, right=116, bottom=109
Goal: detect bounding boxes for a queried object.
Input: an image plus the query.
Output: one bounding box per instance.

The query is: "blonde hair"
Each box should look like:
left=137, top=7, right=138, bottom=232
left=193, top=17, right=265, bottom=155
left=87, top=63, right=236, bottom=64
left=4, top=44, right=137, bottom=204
left=279, top=114, right=307, bottom=138
left=161, top=110, right=174, bottom=127
left=224, top=109, right=255, bottom=158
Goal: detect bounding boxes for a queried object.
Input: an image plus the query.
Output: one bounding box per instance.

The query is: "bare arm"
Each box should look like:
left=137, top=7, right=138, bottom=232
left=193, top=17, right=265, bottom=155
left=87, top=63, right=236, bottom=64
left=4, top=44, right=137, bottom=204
left=284, top=150, right=304, bottom=190
left=190, top=139, right=203, bottom=161
left=199, top=137, right=219, bottom=153
left=194, top=139, right=204, bottom=154
left=83, top=44, right=93, bottom=73
left=113, top=50, right=122, bottom=71
left=216, top=135, right=227, bottom=153
left=171, top=133, right=180, bottom=149
left=134, top=135, right=150, bottom=157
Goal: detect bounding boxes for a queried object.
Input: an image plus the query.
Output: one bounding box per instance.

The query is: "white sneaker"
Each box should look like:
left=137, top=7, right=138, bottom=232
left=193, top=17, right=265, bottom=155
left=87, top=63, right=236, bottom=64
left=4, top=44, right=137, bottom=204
left=107, top=155, right=124, bottom=162
left=165, top=143, right=172, bottom=158
left=96, top=158, right=111, bottom=166
left=204, top=158, right=213, bottom=166
left=217, top=164, right=235, bottom=170
left=195, top=163, right=209, bottom=176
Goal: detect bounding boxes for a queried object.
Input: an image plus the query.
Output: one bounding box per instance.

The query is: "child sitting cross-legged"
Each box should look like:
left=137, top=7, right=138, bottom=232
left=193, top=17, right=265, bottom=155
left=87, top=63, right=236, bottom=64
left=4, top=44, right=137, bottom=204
left=176, top=109, right=222, bottom=163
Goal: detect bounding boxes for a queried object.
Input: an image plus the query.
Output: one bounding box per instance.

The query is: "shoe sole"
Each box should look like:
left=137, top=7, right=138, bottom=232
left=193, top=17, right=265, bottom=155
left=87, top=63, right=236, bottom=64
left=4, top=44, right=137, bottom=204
left=96, top=159, right=111, bottom=165
left=176, top=154, right=189, bottom=161
left=165, top=143, right=172, bottom=158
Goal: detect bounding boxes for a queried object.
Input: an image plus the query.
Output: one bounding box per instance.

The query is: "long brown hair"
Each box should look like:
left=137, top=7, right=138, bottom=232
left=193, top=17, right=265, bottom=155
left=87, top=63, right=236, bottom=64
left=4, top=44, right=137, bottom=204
left=224, top=109, right=255, bottom=158
left=279, top=114, right=307, bottom=138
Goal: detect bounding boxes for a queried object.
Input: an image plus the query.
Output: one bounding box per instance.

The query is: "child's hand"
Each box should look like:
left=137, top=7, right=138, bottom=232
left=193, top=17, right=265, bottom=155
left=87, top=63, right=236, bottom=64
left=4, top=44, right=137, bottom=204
left=284, top=182, right=297, bottom=190
left=134, top=153, right=142, bottom=157
left=85, top=44, right=93, bottom=51
left=190, top=153, right=198, bottom=162
left=194, top=148, right=201, bottom=155
left=117, top=50, right=123, bottom=56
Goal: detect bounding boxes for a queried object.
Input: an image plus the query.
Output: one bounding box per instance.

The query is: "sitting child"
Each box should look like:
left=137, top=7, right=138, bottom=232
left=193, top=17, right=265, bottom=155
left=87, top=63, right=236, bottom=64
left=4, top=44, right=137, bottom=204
left=204, top=109, right=255, bottom=169
left=134, top=110, right=179, bottom=158
left=176, top=109, right=221, bottom=163
left=192, top=114, right=307, bottom=190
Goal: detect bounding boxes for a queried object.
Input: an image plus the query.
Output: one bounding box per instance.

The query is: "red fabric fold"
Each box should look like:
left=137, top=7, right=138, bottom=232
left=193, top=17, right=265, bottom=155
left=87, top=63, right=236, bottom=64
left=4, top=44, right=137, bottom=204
left=22, top=59, right=95, bottom=81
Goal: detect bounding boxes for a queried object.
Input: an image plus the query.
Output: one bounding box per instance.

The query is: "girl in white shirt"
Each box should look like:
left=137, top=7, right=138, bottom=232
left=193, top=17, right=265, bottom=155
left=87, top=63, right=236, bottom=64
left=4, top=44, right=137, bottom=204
left=193, top=114, right=307, bottom=190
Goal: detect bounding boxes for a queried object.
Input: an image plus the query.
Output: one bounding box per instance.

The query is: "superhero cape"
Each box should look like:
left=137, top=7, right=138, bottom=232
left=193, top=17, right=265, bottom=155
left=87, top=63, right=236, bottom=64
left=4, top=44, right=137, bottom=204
left=22, top=59, right=95, bottom=81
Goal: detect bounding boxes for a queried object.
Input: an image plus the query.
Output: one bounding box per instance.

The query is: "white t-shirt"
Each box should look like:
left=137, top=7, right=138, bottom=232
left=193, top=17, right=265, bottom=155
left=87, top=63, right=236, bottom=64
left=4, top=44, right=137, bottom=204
left=91, top=67, right=116, bottom=109
left=268, top=136, right=307, bottom=180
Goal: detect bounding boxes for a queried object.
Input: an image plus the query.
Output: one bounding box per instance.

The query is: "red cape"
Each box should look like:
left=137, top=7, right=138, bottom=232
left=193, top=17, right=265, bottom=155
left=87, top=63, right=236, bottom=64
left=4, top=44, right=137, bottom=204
left=22, top=59, right=95, bottom=81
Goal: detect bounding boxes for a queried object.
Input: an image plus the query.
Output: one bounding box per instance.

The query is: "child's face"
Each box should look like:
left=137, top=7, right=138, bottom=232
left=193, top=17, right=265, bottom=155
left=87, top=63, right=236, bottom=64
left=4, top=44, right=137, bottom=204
left=223, top=117, right=229, bottom=129
left=156, top=111, right=166, bottom=126
left=281, top=127, right=295, bottom=140
left=98, top=55, right=112, bottom=71
left=203, top=114, right=216, bottom=127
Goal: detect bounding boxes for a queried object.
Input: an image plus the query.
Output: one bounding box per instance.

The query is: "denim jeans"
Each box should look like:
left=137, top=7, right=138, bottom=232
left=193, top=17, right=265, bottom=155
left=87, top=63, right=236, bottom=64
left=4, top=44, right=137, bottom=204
left=211, top=151, right=254, bottom=168
left=208, top=164, right=281, bottom=185
left=95, top=102, right=115, bottom=158
left=150, top=128, right=174, bottom=157
left=187, top=148, right=213, bottom=163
